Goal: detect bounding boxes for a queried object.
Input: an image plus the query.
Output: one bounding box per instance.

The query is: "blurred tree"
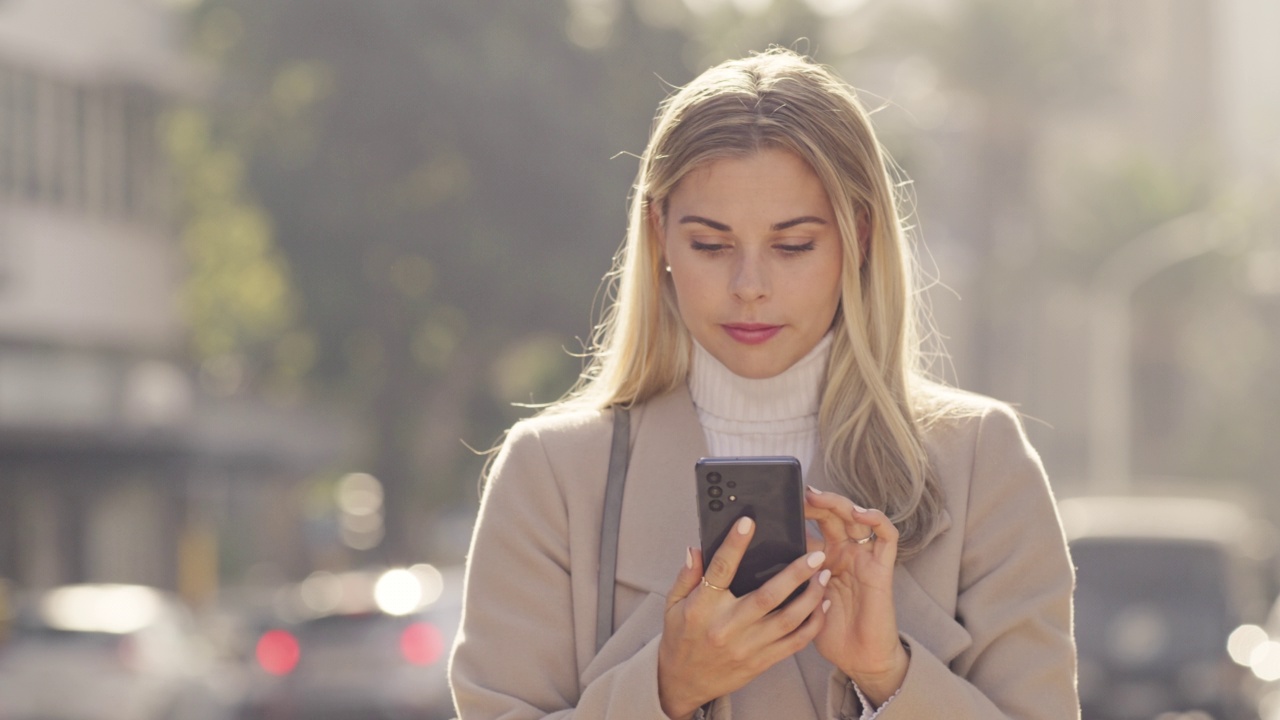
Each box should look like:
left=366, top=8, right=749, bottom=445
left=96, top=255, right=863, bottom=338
left=165, top=107, right=310, bottom=396
left=181, top=0, right=705, bottom=563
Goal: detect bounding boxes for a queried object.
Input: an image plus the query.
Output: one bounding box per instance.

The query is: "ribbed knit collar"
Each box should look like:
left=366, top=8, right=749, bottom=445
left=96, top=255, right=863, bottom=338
left=688, top=332, right=832, bottom=432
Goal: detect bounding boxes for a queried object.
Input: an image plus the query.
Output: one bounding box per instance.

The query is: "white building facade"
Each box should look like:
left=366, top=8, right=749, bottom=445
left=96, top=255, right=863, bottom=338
left=0, top=0, right=258, bottom=597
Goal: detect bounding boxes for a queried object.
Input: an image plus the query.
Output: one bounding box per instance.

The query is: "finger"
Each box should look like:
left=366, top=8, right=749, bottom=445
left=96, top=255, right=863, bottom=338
left=743, top=549, right=826, bottom=621
left=804, top=485, right=864, bottom=517
left=809, top=493, right=893, bottom=542
left=851, top=506, right=900, bottom=564
left=806, top=506, right=860, bottom=545
left=852, top=506, right=899, bottom=544
left=805, top=528, right=824, bottom=555
left=666, top=546, right=704, bottom=610
left=763, top=562, right=829, bottom=634
left=702, top=516, right=755, bottom=593
left=805, top=488, right=875, bottom=544
left=767, top=579, right=828, bottom=656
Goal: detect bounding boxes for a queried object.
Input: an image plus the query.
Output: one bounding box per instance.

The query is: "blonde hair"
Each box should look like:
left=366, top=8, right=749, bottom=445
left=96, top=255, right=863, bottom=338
left=552, top=48, right=957, bottom=558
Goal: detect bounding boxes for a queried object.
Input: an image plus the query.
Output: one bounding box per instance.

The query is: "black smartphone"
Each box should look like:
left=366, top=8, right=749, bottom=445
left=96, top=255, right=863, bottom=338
left=695, top=456, right=809, bottom=600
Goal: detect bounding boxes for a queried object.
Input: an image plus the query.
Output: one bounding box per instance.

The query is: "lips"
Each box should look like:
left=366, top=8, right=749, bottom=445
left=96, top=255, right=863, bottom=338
left=722, top=323, right=782, bottom=345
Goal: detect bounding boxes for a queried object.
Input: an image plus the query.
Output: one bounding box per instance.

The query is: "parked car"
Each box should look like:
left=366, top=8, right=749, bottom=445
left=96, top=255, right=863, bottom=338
left=238, top=564, right=462, bottom=720
left=0, top=583, right=234, bottom=720
left=1062, top=496, right=1275, bottom=720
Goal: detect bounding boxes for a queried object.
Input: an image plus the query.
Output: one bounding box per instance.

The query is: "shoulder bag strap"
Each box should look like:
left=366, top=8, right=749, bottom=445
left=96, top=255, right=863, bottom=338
left=595, top=405, right=630, bottom=653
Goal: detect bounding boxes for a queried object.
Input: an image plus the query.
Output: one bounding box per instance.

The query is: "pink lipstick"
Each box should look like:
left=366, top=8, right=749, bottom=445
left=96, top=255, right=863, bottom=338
left=723, top=323, right=782, bottom=345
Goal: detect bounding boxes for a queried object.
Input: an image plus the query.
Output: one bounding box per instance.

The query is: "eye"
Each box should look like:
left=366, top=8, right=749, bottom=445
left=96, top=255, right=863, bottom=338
left=691, top=239, right=730, bottom=254
left=775, top=240, right=816, bottom=254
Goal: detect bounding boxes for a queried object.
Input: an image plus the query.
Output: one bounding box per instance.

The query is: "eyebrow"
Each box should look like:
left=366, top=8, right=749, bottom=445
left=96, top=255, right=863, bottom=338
left=678, top=215, right=828, bottom=232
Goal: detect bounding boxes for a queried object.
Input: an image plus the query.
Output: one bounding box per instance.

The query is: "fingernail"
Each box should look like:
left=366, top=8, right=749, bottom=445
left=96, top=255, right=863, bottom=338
left=737, top=517, right=754, bottom=535
left=806, top=551, right=826, bottom=568
left=818, top=569, right=831, bottom=586
left=807, top=485, right=822, bottom=494
left=852, top=502, right=868, bottom=513
left=822, top=599, right=831, bottom=613
left=685, top=547, right=693, bottom=569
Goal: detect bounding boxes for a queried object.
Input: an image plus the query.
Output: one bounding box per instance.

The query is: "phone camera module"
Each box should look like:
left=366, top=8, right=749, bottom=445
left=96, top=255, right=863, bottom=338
left=707, top=472, right=722, bottom=485
left=708, top=485, right=723, bottom=498
left=709, top=499, right=724, bottom=511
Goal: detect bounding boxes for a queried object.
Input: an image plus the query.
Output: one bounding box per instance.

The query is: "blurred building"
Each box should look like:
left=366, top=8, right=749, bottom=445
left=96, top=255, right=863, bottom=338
left=0, top=0, right=345, bottom=602
left=901, top=0, right=1280, bottom=499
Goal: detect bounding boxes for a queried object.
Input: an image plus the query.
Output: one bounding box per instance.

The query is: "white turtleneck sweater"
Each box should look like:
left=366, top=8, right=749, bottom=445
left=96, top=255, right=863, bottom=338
left=688, top=332, right=831, bottom=477
left=687, top=331, right=898, bottom=719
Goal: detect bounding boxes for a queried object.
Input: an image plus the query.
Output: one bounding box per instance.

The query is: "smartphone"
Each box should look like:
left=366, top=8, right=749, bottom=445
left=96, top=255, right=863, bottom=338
left=695, top=456, right=809, bottom=601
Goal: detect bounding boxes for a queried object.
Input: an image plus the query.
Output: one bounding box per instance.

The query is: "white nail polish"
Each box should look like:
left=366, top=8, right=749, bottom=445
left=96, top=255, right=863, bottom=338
left=737, top=517, right=753, bottom=535
left=822, top=599, right=831, bottom=613
left=807, top=551, right=826, bottom=568
left=685, top=547, right=693, bottom=569
left=819, top=569, right=831, bottom=586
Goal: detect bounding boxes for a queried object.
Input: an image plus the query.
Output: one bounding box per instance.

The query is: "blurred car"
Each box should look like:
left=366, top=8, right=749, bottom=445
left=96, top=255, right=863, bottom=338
left=1062, top=496, right=1275, bottom=720
left=238, top=564, right=462, bottom=720
left=0, top=583, right=234, bottom=720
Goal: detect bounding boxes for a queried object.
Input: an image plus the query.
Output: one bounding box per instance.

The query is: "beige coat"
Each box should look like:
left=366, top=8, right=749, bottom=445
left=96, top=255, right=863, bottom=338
left=449, top=387, right=1079, bottom=719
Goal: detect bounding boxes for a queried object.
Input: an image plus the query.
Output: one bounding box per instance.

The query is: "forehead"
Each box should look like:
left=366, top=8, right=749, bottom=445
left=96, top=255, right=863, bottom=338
left=666, top=149, right=834, bottom=222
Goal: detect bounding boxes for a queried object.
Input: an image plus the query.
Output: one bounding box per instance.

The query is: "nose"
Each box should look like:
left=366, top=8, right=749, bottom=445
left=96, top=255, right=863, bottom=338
left=730, top=253, right=769, bottom=302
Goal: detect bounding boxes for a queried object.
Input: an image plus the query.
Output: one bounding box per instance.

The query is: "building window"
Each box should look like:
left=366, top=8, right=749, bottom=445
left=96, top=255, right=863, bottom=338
left=0, top=61, right=168, bottom=227
left=0, top=65, right=11, bottom=195
left=16, top=69, right=39, bottom=202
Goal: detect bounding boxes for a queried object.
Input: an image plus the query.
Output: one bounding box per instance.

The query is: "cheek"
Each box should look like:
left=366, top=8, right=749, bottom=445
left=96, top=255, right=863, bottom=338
left=812, top=262, right=844, bottom=321
left=669, top=272, right=711, bottom=319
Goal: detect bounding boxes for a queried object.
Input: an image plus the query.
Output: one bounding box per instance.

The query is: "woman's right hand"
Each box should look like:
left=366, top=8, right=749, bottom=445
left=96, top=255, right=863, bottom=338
left=657, top=517, right=830, bottom=720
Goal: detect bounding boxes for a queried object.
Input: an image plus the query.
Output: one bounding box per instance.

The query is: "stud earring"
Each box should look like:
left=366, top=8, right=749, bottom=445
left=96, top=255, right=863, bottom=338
left=665, top=265, right=672, bottom=273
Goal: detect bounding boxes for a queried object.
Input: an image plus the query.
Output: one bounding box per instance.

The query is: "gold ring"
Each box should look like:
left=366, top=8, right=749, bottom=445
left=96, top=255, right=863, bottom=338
left=854, top=530, right=877, bottom=545
left=701, top=577, right=729, bottom=592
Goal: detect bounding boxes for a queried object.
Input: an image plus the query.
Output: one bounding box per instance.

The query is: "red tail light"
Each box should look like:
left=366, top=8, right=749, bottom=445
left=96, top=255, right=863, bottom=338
left=400, top=622, right=443, bottom=666
left=256, top=629, right=301, bottom=676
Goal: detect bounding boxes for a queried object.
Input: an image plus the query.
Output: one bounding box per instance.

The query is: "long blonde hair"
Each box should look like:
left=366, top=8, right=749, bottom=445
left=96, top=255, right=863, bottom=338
left=552, top=48, right=955, bottom=558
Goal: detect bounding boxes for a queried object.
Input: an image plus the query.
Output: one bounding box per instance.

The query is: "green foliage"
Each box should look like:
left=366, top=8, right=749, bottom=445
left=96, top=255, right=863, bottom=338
left=165, top=107, right=309, bottom=389
left=178, top=0, right=699, bottom=559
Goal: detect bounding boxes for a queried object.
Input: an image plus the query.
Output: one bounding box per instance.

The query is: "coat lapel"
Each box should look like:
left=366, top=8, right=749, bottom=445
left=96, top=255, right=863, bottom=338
left=614, top=387, right=708, bottom=594
left=893, top=559, right=972, bottom=665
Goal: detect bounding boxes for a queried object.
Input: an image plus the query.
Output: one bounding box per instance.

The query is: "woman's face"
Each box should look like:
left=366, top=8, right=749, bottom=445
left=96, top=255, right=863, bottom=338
left=656, top=148, right=844, bottom=379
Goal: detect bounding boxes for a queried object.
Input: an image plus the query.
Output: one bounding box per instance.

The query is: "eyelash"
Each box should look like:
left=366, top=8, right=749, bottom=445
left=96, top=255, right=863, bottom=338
left=690, top=240, right=816, bottom=255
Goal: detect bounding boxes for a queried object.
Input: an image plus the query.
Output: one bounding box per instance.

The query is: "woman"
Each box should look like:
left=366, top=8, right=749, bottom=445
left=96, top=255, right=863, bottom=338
left=449, top=48, right=1078, bottom=720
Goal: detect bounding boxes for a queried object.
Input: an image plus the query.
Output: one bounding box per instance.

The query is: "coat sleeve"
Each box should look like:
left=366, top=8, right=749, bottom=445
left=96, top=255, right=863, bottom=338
left=833, top=403, right=1079, bottom=720
left=449, top=419, right=676, bottom=720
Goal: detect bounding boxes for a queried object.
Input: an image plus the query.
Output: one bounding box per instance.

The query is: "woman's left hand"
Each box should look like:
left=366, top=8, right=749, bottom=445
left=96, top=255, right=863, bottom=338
left=804, top=487, right=910, bottom=706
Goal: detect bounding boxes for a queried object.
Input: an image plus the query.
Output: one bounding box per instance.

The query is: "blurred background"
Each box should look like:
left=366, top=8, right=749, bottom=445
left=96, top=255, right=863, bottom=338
left=0, top=0, right=1277, bottom=718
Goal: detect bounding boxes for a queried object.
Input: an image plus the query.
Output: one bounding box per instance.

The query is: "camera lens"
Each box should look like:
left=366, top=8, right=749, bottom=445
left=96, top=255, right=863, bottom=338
left=708, top=485, right=722, bottom=498
left=726, top=480, right=737, bottom=489
left=709, top=499, right=724, bottom=511
left=707, top=472, right=721, bottom=485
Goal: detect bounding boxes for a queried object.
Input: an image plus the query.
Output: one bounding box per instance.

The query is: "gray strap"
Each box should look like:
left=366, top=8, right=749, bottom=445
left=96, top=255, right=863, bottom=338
left=595, top=405, right=630, bottom=653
